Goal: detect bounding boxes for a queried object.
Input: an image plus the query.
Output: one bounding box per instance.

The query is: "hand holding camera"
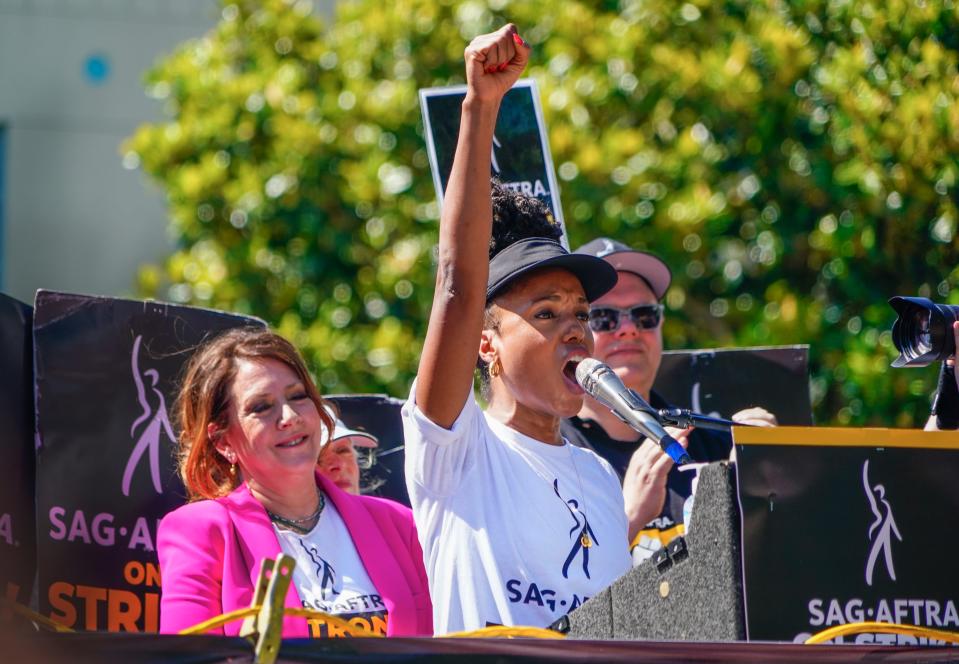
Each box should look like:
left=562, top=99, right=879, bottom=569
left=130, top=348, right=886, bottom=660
left=889, top=297, right=959, bottom=430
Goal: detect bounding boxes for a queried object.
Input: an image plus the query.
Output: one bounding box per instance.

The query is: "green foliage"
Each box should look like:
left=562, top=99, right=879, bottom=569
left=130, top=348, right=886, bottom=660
left=126, top=0, right=959, bottom=426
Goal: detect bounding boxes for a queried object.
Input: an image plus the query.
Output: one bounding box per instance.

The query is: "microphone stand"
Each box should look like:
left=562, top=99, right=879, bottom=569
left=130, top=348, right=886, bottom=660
left=605, top=389, right=693, bottom=464
left=657, top=407, right=746, bottom=432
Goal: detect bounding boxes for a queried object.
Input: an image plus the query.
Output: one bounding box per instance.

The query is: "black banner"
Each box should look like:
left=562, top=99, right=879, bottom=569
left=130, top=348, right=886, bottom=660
left=325, top=395, right=408, bottom=507
left=736, top=427, right=959, bottom=645
left=33, top=291, right=262, bottom=632
left=654, top=346, right=812, bottom=425
left=420, top=80, right=566, bottom=238
left=0, top=293, right=35, bottom=606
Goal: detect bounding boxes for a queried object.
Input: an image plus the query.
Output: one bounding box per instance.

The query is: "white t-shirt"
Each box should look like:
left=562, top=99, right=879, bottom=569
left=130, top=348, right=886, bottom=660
left=402, top=382, right=631, bottom=634
left=274, top=499, right=389, bottom=637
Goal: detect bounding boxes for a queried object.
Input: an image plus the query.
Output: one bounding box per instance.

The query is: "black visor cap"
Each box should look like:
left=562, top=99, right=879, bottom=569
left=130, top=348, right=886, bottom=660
left=486, top=237, right=619, bottom=303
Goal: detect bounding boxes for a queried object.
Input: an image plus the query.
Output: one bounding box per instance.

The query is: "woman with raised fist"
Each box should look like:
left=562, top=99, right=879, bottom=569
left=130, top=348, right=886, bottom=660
left=403, top=24, right=630, bottom=634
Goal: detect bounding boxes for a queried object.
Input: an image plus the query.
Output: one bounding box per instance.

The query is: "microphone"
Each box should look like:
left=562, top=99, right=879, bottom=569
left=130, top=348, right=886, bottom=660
left=575, top=358, right=693, bottom=465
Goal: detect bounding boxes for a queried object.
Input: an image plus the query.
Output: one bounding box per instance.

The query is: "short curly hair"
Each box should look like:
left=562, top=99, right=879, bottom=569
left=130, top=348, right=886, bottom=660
left=478, top=179, right=565, bottom=397
left=489, top=179, right=563, bottom=260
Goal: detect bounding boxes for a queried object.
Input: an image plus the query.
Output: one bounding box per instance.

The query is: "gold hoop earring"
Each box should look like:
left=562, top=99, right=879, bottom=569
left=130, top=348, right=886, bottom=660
left=229, top=462, right=236, bottom=476
left=489, top=358, right=501, bottom=378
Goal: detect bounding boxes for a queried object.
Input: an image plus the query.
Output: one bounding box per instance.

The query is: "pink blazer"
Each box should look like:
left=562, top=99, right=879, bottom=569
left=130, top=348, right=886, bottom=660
left=157, top=472, right=432, bottom=637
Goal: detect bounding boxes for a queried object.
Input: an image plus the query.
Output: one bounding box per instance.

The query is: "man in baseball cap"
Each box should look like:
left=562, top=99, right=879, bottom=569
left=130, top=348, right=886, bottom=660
left=563, top=237, right=775, bottom=563
left=318, top=406, right=379, bottom=495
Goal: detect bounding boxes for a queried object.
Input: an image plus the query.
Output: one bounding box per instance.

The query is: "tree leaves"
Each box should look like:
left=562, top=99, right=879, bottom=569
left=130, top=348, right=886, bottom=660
left=126, top=0, right=959, bottom=425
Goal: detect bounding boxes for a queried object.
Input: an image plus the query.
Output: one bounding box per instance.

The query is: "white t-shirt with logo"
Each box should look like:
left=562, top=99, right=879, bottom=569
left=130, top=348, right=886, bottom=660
left=274, top=499, right=389, bottom=637
left=402, top=383, right=631, bottom=634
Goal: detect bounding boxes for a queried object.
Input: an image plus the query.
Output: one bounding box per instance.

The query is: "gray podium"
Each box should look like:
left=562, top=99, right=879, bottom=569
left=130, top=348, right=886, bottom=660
left=566, top=462, right=746, bottom=640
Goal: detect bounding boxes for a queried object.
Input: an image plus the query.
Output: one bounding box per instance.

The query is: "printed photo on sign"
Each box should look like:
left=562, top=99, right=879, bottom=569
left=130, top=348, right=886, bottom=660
left=419, top=79, right=567, bottom=243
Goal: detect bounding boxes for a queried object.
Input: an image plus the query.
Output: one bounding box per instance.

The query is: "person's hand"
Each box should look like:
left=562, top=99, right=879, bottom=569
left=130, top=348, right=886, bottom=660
left=731, top=406, right=777, bottom=427
left=622, top=426, right=693, bottom=542
left=950, top=321, right=959, bottom=393
left=926, top=321, right=959, bottom=431
left=463, top=24, right=530, bottom=104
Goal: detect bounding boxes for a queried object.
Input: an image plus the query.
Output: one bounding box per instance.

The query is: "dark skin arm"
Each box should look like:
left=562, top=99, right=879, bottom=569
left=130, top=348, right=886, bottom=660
left=415, top=25, right=530, bottom=428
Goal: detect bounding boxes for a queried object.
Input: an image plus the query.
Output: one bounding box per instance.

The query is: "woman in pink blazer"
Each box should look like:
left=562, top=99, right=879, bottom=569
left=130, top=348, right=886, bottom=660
left=157, top=328, right=431, bottom=637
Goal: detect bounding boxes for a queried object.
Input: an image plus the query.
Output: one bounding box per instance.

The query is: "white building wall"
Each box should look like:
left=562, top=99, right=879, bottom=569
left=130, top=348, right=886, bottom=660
left=0, top=0, right=217, bottom=303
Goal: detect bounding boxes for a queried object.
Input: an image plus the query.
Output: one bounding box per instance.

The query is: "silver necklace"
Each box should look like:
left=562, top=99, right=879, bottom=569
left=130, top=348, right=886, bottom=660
left=267, top=487, right=325, bottom=535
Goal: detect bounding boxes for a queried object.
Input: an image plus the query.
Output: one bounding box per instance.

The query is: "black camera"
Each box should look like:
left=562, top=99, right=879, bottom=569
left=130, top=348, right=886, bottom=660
left=888, top=296, right=959, bottom=368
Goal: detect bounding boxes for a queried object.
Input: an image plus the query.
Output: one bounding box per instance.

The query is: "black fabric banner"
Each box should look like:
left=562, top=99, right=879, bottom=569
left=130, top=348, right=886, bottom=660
left=736, top=427, right=959, bottom=645
left=0, top=293, right=35, bottom=606
left=325, top=395, right=408, bottom=506
left=654, top=345, right=812, bottom=425
left=33, top=291, right=263, bottom=632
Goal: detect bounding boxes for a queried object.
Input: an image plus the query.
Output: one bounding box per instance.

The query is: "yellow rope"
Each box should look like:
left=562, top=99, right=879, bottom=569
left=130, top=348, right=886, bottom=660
left=2, top=596, right=558, bottom=640
left=178, top=606, right=384, bottom=637
left=284, top=607, right=383, bottom=638
left=177, top=607, right=258, bottom=635
left=14, top=596, right=958, bottom=645
left=0, top=598, right=74, bottom=633
left=442, top=625, right=566, bottom=639
left=805, top=621, right=959, bottom=645
left=0, top=599, right=381, bottom=639
left=179, top=604, right=563, bottom=639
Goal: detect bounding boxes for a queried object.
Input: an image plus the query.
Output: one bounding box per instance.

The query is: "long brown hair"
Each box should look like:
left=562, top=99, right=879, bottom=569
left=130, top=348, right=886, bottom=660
left=175, top=327, right=334, bottom=501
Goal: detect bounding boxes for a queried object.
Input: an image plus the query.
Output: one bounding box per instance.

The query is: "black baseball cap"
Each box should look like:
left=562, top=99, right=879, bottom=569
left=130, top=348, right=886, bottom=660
left=486, top=237, right=618, bottom=303
left=574, top=237, right=672, bottom=300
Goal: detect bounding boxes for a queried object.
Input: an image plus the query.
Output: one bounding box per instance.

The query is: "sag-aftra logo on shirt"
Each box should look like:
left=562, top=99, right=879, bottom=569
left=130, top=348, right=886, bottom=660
left=504, top=478, right=597, bottom=614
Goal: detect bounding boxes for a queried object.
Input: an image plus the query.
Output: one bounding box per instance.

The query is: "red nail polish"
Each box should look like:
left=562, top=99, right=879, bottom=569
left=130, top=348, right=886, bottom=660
left=512, top=33, right=525, bottom=46
left=498, top=62, right=508, bottom=71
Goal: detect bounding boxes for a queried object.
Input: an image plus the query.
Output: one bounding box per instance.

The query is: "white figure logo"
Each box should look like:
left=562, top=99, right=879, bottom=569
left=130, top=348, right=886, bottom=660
left=122, top=335, right=176, bottom=496
left=862, top=459, right=902, bottom=586
left=491, top=134, right=502, bottom=174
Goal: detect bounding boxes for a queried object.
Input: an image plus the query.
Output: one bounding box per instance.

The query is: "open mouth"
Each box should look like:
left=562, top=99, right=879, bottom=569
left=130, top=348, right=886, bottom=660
left=277, top=435, right=307, bottom=449
left=562, top=355, right=587, bottom=394
left=563, top=359, right=581, bottom=383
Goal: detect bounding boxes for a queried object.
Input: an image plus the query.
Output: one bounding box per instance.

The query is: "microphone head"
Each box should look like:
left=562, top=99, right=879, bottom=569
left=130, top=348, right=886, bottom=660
left=574, top=357, right=609, bottom=392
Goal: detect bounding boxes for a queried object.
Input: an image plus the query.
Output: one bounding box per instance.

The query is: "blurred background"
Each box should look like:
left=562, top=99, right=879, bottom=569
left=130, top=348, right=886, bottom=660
left=1, top=0, right=214, bottom=299
left=2, top=0, right=958, bottom=427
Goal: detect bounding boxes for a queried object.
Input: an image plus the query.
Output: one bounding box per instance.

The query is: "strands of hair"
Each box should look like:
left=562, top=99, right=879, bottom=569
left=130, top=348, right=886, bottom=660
left=489, top=178, right=562, bottom=259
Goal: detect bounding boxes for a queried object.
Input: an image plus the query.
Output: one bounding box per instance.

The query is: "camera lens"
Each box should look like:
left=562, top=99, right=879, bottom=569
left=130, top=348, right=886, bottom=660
left=912, top=310, right=932, bottom=354
left=889, top=297, right=959, bottom=367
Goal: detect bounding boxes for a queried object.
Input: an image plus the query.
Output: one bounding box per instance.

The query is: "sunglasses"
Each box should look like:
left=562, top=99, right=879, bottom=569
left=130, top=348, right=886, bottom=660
left=588, top=304, right=664, bottom=332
